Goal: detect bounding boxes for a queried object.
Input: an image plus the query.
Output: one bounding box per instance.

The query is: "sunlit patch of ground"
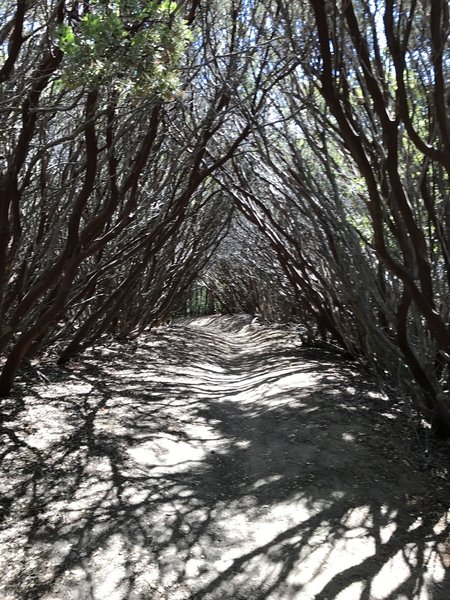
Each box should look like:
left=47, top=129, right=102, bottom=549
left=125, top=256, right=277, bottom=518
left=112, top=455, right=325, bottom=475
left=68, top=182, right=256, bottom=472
left=1, top=315, right=449, bottom=599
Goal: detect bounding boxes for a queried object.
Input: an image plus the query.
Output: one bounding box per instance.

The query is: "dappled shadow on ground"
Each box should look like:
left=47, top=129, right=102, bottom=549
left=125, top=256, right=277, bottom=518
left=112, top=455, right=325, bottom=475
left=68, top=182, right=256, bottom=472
left=1, top=316, right=449, bottom=599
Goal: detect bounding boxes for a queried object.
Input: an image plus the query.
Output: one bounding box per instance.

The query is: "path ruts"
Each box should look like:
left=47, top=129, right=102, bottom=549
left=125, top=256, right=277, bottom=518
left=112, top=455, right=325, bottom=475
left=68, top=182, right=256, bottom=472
left=1, top=316, right=449, bottom=599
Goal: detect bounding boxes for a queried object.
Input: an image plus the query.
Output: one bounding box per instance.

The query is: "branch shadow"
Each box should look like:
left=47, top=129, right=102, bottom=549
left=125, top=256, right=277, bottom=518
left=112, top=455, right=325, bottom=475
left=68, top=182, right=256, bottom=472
left=1, top=318, right=449, bottom=600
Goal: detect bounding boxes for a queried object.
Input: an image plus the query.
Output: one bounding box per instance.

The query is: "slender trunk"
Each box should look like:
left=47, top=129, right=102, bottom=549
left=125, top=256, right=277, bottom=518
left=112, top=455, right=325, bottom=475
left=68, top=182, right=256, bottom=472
left=396, top=289, right=450, bottom=437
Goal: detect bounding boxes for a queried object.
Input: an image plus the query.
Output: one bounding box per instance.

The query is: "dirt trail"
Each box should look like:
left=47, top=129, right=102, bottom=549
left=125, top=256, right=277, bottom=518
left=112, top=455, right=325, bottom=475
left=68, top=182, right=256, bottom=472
left=1, top=316, right=449, bottom=600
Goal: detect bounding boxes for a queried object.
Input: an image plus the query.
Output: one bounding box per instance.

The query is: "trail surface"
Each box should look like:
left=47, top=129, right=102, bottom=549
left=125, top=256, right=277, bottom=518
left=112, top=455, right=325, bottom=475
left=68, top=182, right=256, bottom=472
left=1, top=316, right=449, bottom=600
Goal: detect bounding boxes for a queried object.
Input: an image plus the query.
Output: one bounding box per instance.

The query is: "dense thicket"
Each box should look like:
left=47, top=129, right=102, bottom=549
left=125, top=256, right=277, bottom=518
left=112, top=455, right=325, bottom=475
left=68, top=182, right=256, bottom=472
left=1, top=0, right=449, bottom=435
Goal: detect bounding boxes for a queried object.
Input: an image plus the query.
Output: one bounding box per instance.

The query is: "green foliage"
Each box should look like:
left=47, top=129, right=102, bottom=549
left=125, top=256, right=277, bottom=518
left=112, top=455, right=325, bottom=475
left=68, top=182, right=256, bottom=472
left=56, top=0, right=193, bottom=96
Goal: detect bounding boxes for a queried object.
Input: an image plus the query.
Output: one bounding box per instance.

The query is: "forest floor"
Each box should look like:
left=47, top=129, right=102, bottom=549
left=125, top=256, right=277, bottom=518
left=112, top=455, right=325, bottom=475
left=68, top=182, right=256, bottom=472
left=1, top=315, right=450, bottom=600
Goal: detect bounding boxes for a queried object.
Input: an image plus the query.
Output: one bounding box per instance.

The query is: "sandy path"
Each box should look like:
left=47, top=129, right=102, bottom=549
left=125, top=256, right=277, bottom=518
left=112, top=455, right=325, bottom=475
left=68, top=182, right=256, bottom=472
left=0, top=316, right=449, bottom=599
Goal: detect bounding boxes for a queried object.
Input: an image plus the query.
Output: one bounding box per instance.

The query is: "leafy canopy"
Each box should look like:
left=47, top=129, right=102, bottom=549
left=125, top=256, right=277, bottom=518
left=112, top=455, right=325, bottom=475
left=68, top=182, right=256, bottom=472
left=57, top=0, right=193, bottom=96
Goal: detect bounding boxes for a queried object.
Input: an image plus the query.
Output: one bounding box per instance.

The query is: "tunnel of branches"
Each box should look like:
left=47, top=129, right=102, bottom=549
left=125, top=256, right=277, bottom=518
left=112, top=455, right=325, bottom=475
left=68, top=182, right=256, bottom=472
left=1, top=0, right=450, bottom=437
